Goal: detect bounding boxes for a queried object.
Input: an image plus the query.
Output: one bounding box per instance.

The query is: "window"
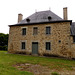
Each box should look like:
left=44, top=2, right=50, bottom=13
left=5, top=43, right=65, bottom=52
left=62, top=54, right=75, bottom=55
left=46, top=42, right=51, bottom=50
left=33, top=27, right=38, bottom=35
left=22, top=28, right=26, bottom=35
left=46, top=26, right=51, bottom=34
left=59, top=40, right=61, bottom=43
left=21, top=42, right=25, bottom=49
left=70, top=28, right=72, bottom=35
left=73, top=36, right=75, bottom=43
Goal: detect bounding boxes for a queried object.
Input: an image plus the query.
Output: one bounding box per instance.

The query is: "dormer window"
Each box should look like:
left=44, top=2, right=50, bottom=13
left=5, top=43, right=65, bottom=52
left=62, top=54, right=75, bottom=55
left=26, top=18, right=30, bottom=22
left=48, top=16, right=52, bottom=21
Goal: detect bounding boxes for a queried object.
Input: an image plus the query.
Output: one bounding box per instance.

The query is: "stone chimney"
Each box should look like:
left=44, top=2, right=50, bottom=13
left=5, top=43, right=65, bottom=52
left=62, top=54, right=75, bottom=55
left=18, top=13, right=23, bottom=23
left=63, top=7, right=68, bottom=20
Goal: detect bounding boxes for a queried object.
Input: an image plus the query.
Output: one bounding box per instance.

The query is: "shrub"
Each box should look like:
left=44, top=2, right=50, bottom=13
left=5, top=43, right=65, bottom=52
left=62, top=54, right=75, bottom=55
left=0, top=33, right=8, bottom=51
left=0, top=46, right=7, bottom=51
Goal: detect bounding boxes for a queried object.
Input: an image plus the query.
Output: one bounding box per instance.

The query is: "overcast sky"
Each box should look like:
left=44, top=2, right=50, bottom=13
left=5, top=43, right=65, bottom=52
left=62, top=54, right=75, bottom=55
left=0, top=0, right=75, bottom=34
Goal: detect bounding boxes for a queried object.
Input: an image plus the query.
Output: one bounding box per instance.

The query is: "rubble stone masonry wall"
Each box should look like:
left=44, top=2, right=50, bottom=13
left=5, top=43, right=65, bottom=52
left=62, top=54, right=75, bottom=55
left=8, top=22, right=75, bottom=58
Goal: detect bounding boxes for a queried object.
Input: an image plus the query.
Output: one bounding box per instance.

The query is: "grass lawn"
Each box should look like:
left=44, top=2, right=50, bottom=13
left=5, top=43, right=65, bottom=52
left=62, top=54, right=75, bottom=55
left=0, top=51, right=75, bottom=75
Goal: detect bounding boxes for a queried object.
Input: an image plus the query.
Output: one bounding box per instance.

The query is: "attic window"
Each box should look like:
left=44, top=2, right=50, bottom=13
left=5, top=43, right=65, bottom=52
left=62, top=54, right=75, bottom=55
left=48, top=16, right=52, bottom=21
left=26, top=18, right=30, bottom=22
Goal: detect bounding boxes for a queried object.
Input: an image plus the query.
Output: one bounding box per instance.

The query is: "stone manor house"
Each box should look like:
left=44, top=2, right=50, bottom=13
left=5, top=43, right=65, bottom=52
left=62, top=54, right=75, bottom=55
left=8, top=7, right=75, bottom=58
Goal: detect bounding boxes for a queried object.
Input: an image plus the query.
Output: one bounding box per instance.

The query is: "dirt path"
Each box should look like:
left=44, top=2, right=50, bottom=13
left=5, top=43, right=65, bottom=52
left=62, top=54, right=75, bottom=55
left=13, top=63, right=75, bottom=75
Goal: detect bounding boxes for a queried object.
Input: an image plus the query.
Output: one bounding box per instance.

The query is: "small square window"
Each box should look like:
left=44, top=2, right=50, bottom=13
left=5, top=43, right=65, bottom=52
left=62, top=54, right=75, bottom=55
left=21, top=42, right=25, bottom=49
left=46, top=26, right=51, bottom=34
left=33, top=27, right=38, bottom=35
left=46, top=42, right=51, bottom=50
left=59, top=40, right=61, bottom=43
left=22, top=28, right=26, bottom=35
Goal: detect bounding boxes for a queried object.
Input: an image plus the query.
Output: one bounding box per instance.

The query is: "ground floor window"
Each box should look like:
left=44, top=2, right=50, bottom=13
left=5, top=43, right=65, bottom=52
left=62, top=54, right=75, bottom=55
left=21, top=42, right=26, bottom=49
left=46, top=42, right=51, bottom=50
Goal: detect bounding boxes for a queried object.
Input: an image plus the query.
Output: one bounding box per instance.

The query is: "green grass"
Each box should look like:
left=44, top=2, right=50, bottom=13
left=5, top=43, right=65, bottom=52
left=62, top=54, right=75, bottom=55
left=51, top=72, right=60, bottom=75
left=0, top=51, right=75, bottom=75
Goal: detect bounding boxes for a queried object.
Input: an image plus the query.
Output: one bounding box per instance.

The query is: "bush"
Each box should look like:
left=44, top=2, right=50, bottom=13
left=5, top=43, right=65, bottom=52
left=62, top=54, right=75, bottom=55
left=0, top=33, right=8, bottom=51
left=0, top=46, right=7, bottom=51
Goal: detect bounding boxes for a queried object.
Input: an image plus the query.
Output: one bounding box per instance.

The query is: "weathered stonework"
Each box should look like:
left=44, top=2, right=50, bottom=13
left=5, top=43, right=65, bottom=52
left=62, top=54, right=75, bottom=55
left=8, top=21, right=75, bottom=58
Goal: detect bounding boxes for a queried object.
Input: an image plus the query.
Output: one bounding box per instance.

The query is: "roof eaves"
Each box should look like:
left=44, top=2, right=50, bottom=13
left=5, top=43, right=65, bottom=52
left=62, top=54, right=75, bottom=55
left=9, top=20, right=72, bottom=27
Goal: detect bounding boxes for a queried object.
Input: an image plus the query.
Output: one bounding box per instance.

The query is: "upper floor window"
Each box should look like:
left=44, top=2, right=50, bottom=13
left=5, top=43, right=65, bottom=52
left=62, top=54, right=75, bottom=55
left=21, top=42, right=26, bottom=50
left=33, top=27, right=38, bottom=35
left=22, top=28, right=26, bottom=35
left=73, top=36, right=75, bottom=43
left=46, top=26, right=51, bottom=34
left=46, top=42, right=51, bottom=50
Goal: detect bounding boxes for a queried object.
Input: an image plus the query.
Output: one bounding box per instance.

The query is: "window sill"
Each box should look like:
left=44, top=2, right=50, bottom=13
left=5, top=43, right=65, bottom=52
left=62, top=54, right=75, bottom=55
left=46, top=50, right=51, bottom=51
left=22, top=35, right=26, bottom=36
left=33, top=34, right=38, bottom=36
left=46, top=34, right=51, bottom=35
left=21, top=49, right=25, bottom=50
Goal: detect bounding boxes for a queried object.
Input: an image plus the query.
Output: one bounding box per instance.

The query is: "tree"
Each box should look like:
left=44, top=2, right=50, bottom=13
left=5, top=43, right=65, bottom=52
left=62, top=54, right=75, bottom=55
left=0, top=33, right=9, bottom=51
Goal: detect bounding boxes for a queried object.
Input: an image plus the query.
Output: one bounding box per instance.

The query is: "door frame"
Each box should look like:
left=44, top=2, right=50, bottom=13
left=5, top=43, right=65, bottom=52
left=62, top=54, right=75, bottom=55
left=32, top=42, right=38, bottom=55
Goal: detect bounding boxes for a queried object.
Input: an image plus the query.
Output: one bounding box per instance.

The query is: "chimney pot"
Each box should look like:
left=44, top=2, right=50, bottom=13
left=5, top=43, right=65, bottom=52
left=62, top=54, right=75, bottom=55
left=18, top=13, right=23, bottom=23
left=63, top=7, right=68, bottom=20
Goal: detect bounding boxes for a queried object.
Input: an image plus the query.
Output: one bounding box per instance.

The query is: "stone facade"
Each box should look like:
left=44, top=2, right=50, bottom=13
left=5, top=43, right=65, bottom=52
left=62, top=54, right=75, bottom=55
left=8, top=21, right=75, bottom=58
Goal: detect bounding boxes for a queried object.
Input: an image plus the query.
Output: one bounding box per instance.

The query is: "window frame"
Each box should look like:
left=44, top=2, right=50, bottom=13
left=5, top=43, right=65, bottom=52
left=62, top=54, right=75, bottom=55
left=21, top=42, right=26, bottom=50
left=22, top=28, right=26, bottom=35
left=46, top=26, right=51, bottom=35
left=46, top=42, right=51, bottom=50
left=33, top=27, right=38, bottom=35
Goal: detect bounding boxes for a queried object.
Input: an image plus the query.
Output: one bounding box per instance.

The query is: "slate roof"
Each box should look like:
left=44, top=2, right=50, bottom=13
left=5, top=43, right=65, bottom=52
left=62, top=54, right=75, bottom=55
left=9, top=10, right=74, bottom=35
left=71, top=22, right=75, bottom=36
left=18, top=10, right=63, bottom=24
